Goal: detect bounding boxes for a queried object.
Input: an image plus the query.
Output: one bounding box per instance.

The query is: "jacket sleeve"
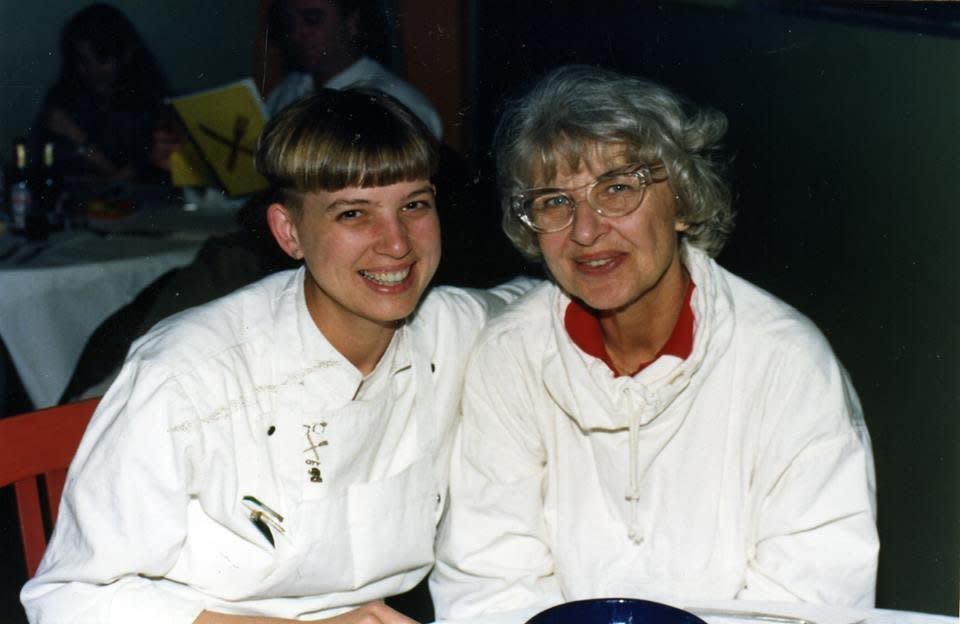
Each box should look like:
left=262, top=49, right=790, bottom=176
left=740, top=348, right=879, bottom=607
left=21, top=353, right=206, bottom=624
left=431, top=330, right=563, bottom=619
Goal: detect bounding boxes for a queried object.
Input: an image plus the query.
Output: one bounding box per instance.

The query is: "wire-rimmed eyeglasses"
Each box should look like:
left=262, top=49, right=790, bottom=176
left=512, top=162, right=669, bottom=233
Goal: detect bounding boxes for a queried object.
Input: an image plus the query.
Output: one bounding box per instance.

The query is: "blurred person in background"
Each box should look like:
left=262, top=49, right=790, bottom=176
left=31, top=3, right=171, bottom=181
left=265, top=0, right=442, bottom=139
left=432, top=65, right=879, bottom=617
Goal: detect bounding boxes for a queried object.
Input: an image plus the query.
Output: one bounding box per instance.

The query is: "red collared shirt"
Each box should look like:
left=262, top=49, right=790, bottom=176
left=564, top=281, right=695, bottom=377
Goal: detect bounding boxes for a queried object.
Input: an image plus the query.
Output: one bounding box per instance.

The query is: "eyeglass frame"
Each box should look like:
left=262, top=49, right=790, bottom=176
left=511, top=162, right=670, bottom=234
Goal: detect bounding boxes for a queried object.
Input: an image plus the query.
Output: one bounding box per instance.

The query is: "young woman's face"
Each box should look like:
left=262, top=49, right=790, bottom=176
left=273, top=179, right=441, bottom=334
left=74, top=40, right=119, bottom=98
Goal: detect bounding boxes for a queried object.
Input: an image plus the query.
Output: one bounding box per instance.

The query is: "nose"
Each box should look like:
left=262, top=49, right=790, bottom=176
left=374, top=214, right=412, bottom=258
left=568, top=193, right=607, bottom=246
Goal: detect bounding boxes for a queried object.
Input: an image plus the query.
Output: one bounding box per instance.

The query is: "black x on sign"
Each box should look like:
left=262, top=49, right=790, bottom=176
left=198, top=115, right=253, bottom=172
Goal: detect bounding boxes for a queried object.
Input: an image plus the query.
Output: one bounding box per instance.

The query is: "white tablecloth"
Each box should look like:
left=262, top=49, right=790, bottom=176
left=433, top=601, right=957, bottom=624
left=0, top=197, right=240, bottom=409
left=0, top=231, right=203, bottom=408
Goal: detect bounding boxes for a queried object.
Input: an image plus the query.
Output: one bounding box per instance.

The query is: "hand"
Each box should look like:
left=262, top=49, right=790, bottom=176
left=315, top=602, right=419, bottom=624
left=150, top=128, right=183, bottom=170
left=193, top=601, right=419, bottom=624
left=45, top=107, right=88, bottom=145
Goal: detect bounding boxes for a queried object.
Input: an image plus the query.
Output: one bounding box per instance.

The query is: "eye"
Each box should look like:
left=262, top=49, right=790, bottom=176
left=335, top=209, right=364, bottom=221
left=538, top=194, right=571, bottom=210
left=596, top=176, right=641, bottom=195
left=401, top=199, right=435, bottom=213
left=298, top=9, right=326, bottom=27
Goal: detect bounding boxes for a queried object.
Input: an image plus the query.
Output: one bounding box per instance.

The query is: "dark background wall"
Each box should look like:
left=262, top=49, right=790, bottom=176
left=470, top=1, right=958, bottom=615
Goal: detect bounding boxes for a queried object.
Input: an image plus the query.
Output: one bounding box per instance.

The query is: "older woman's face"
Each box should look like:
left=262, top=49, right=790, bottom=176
left=536, top=144, right=688, bottom=313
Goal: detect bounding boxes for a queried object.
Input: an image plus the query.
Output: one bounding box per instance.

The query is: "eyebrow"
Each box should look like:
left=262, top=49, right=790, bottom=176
left=404, top=185, right=435, bottom=199
left=324, top=186, right=435, bottom=212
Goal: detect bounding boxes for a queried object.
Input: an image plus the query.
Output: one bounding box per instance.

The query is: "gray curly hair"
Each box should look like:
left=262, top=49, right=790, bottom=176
left=495, top=65, right=734, bottom=259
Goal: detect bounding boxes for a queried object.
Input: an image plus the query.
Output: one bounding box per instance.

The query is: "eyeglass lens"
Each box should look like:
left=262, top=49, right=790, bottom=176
left=524, top=169, right=648, bottom=232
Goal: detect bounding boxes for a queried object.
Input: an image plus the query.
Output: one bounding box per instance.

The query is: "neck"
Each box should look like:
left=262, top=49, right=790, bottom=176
left=304, top=281, right=397, bottom=376
left=598, top=256, right=690, bottom=375
left=310, top=53, right=359, bottom=85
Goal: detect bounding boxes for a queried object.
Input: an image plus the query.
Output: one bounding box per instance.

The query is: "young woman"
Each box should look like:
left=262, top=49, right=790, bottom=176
left=22, top=89, right=528, bottom=624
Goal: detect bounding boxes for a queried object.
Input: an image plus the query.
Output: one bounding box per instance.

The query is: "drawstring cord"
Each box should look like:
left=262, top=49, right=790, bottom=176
left=625, top=414, right=642, bottom=543
left=624, top=387, right=657, bottom=544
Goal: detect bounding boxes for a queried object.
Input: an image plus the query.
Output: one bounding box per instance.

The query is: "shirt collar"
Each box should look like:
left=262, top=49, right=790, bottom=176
left=564, top=280, right=695, bottom=377
left=294, top=267, right=410, bottom=403
left=324, top=56, right=377, bottom=90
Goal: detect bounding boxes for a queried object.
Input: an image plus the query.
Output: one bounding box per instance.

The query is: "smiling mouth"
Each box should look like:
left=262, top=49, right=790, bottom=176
left=581, top=258, right=615, bottom=268
left=359, top=267, right=412, bottom=286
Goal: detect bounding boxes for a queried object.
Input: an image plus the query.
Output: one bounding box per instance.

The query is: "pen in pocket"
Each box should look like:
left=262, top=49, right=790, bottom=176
left=242, top=495, right=285, bottom=547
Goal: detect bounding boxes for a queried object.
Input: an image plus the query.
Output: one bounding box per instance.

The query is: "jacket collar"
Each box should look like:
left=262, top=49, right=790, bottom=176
left=542, top=243, right=735, bottom=431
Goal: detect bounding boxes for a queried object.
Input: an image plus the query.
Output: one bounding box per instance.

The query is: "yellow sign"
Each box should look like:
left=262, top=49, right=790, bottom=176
left=170, top=79, right=269, bottom=196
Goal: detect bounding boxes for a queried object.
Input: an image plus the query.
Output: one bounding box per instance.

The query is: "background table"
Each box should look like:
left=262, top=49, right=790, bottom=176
left=0, top=195, right=240, bottom=409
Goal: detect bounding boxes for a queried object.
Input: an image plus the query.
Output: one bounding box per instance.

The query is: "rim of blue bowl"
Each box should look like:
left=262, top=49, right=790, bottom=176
left=524, top=597, right=707, bottom=624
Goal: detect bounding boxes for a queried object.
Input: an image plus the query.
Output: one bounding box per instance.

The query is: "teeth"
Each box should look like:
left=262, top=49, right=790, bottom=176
left=584, top=258, right=613, bottom=267
left=360, top=267, right=410, bottom=285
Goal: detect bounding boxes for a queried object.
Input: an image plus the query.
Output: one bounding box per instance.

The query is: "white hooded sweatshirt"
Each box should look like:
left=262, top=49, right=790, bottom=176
left=432, top=245, right=878, bottom=619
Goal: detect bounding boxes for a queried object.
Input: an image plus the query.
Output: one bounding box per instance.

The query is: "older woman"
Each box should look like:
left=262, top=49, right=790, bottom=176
left=432, top=66, right=878, bottom=617
left=22, top=89, right=528, bottom=624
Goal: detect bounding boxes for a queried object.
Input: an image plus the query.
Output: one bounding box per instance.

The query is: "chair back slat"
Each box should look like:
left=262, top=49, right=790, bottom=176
left=14, top=479, right=47, bottom=577
left=1, top=398, right=100, bottom=578
left=45, top=468, right=69, bottom=523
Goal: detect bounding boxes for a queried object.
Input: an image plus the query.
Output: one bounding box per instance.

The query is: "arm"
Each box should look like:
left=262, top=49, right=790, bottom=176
left=194, top=601, right=418, bottom=624
left=431, top=332, right=562, bottom=619
left=740, top=354, right=879, bottom=607
left=45, top=107, right=134, bottom=179
left=22, top=358, right=205, bottom=623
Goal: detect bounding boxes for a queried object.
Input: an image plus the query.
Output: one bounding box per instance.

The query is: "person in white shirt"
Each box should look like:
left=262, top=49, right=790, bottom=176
left=22, top=89, right=527, bottom=624
left=431, top=65, right=879, bottom=618
left=265, top=0, right=443, bottom=139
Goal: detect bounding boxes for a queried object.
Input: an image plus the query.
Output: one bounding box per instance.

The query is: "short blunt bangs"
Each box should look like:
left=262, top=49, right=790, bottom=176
left=255, top=88, right=439, bottom=207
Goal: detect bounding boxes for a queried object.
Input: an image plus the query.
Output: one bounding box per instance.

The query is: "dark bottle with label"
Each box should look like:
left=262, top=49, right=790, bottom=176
left=9, top=138, right=31, bottom=234
left=38, top=142, right=65, bottom=231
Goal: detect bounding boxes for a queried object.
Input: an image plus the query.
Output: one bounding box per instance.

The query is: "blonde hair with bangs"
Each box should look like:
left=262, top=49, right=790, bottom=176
left=255, top=88, right=439, bottom=214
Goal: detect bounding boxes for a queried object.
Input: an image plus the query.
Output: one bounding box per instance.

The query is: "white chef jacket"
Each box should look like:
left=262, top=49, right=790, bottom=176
left=431, top=244, right=879, bottom=619
left=22, top=268, right=529, bottom=624
left=266, top=56, right=444, bottom=140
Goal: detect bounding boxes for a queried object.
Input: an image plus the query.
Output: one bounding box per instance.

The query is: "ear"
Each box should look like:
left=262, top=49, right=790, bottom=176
left=672, top=191, right=689, bottom=233
left=267, top=203, right=304, bottom=260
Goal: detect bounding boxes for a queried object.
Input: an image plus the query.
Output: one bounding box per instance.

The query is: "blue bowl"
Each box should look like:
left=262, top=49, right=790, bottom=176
left=525, top=598, right=706, bottom=624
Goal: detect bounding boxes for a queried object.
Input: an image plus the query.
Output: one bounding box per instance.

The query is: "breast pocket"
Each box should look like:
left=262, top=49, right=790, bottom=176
left=347, top=456, right=439, bottom=587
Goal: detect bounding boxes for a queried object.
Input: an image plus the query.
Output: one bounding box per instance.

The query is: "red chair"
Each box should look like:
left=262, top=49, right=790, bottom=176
left=0, top=398, right=99, bottom=577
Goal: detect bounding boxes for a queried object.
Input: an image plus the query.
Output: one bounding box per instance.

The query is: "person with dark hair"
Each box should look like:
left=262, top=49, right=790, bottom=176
left=265, top=0, right=442, bottom=139
left=32, top=3, right=170, bottom=180
left=21, top=89, right=529, bottom=624
left=432, top=66, right=879, bottom=617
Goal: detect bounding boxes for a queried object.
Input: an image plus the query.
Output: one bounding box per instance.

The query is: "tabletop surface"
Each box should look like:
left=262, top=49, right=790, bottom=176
left=0, top=193, right=241, bottom=409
